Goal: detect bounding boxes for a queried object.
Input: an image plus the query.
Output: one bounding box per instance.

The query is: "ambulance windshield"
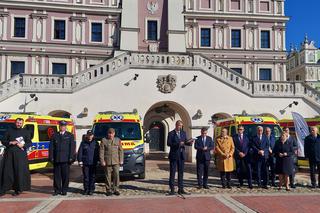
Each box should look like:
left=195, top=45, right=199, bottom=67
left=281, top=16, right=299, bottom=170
left=0, top=122, right=15, bottom=141
left=93, top=122, right=142, bottom=141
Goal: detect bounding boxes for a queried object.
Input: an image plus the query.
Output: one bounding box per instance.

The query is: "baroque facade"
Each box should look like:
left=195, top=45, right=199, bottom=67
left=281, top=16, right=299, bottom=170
left=0, top=0, right=319, bottom=161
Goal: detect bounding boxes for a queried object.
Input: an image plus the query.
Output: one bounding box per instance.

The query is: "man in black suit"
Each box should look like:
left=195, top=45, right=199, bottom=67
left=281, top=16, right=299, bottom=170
left=194, top=127, right=214, bottom=189
left=265, top=127, right=276, bottom=187
left=283, top=127, right=298, bottom=188
left=233, top=125, right=253, bottom=189
left=304, top=126, right=320, bottom=188
left=167, top=120, right=193, bottom=195
left=251, top=126, right=270, bottom=189
left=49, top=120, right=76, bottom=196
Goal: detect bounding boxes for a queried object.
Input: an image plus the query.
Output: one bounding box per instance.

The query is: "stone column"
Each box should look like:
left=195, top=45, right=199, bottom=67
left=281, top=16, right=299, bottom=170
left=70, top=15, right=87, bottom=45
left=0, top=10, right=9, bottom=41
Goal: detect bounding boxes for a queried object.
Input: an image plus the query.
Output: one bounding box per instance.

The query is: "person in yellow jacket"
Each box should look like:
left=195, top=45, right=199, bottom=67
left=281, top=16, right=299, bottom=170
left=215, top=128, right=235, bottom=188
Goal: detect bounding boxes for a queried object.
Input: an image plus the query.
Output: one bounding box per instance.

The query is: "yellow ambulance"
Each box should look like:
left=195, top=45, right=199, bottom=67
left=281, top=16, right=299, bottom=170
left=214, top=115, right=282, bottom=140
left=0, top=113, right=75, bottom=170
left=92, top=111, right=145, bottom=179
left=279, top=117, right=320, bottom=168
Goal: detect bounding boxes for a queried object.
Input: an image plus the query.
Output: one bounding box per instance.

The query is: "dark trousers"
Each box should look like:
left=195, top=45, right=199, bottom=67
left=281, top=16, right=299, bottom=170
left=236, top=158, right=252, bottom=187
left=196, top=159, right=210, bottom=187
left=82, top=165, right=96, bottom=192
left=256, top=158, right=268, bottom=186
left=53, top=162, right=70, bottom=193
left=268, top=157, right=276, bottom=185
left=169, top=158, right=184, bottom=191
left=220, top=172, right=231, bottom=187
left=289, top=156, right=297, bottom=186
left=309, top=161, right=320, bottom=187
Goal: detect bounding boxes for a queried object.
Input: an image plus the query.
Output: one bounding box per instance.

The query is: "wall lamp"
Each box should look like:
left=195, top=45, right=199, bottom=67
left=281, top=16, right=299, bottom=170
left=279, top=101, right=298, bottom=115
left=182, top=75, right=198, bottom=88
left=124, top=74, right=139, bottom=86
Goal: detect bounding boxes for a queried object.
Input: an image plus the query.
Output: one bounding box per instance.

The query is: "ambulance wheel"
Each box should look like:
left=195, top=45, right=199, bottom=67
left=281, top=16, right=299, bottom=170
left=138, top=171, right=145, bottom=179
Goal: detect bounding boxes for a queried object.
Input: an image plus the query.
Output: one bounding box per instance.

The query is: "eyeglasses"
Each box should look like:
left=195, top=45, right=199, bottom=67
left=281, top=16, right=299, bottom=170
left=238, top=129, right=244, bottom=131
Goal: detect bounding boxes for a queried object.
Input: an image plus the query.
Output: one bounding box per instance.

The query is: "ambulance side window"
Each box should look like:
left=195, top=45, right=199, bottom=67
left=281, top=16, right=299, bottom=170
left=24, top=124, right=34, bottom=140
left=38, top=125, right=58, bottom=141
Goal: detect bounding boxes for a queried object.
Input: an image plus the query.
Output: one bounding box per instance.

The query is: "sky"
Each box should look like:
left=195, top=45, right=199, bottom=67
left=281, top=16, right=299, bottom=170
left=285, top=0, right=319, bottom=50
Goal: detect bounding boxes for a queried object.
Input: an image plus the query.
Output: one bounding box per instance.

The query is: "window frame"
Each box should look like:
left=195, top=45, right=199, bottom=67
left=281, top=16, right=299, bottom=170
left=11, top=15, right=28, bottom=39
left=10, top=61, right=25, bottom=77
left=260, top=30, right=271, bottom=49
left=52, top=63, right=67, bottom=75
left=229, top=0, right=242, bottom=12
left=259, top=68, right=272, bottom=81
left=90, top=21, right=104, bottom=43
left=200, top=27, right=212, bottom=48
left=146, top=19, right=159, bottom=41
left=231, top=29, right=242, bottom=48
left=52, top=17, right=68, bottom=41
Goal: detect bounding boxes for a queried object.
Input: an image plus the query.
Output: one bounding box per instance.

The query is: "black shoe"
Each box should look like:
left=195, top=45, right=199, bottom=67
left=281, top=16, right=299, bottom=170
left=106, top=191, right=113, bottom=196
left=83, top=190, right=89, bottom=195
left=114, top=191, right=120, bottom=196
left=290, top=184, right=296, bottom=189
left=197, top=185, right=203, bottom=189
left=222, top=185, right=226, bottom=189
left=227, top=185, right=232, bottom=189
left=311, top=185, right=317, bottom=189
left=178, top=189, right=190, bottom=195
left=61, top=192, right=67, bottom=196
left=53, top=191, right=60, bottom=196
left=237, top=184, right=243, bottom=188
left=168, top=190, right=175, bottom=196
left=248, top=185, right=253, bottom=189
left=12, top=191, right=21, bottom=196
left=88, top=191, right=93, bottom=196
left=203, top=186, right=209, bottom=189
left=262, top=185, right=269, bottom=189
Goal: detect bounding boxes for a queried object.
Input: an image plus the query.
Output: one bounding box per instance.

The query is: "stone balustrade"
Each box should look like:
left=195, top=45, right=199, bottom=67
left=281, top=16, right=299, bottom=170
left=0, top=51, right=319, bottom=108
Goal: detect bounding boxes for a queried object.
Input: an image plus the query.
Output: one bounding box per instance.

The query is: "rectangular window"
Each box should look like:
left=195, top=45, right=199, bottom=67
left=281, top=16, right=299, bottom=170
left=231, top=29, right=241, bottom=48
left=54, top=20, right=66, bottom=40
left=38, top=125, right=58, bottom=141
left=91, top=22, right=102, bottom=42
left=11, top=61, right=25, bottom=77
left=261, top=30, right=270, bottom=48
left=14, top=17, right=26, bottom=38
left=259, top=68, right=272, bottom=81
left=201, top=28, right=211, bottom=47
left=147, top=20, right=158, bottom=41
left=231, top=0, right=240, bottom=10
left=231, top=68, right=242, bottom=74
left=52, top=63, right=67, bottom=75
left=24, top=124, right=35, bottom=140
left=260, top=1, right=270, bottom=11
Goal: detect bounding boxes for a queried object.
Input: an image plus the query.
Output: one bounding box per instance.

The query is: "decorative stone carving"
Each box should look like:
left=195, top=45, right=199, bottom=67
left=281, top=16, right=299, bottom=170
left=148, top=41, right=159, bottom=52
left=147, top=1, right=159, bottom=14
left=36, top=19, right=42, bottom=40
left=249, top=30, right=254, bottom=49
left=277, top=31, right=282, bottom=49
left=75, top=22, right=81, bottom=42
left=218, top=29, right=223, bottom=48
left=156, top=74, right=177, bottom=94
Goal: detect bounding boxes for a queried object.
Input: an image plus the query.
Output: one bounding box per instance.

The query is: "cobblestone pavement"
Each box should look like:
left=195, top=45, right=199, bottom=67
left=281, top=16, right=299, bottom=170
left=1, top=154, right=320, bottom=212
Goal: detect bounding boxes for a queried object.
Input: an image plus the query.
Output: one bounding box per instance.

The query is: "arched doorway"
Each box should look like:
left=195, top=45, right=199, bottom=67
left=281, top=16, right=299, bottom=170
left=148, top=121, right=165, bottom=151
left=143, top=101, right=192, bottom=157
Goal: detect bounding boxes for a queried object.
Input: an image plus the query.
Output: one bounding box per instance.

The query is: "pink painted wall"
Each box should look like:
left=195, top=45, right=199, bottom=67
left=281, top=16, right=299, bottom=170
left=138, top=0, right=168, bottom=52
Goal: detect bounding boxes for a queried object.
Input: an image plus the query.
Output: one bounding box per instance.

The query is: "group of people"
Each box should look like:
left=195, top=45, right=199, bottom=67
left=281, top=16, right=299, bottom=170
left=167, top=120, right=320, bottom=195
left=1, top=118, right=320, bottom=197
left=0, top=118, right=123, bottom=197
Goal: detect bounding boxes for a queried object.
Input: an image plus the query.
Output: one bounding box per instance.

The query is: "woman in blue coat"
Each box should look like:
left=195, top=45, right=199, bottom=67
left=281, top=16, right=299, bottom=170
left=77, top=130, right=99, bottom=195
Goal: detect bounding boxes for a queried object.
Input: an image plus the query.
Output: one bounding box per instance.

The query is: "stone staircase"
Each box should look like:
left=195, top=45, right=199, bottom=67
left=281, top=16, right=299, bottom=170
left=0, top=51, right=319, bottom=109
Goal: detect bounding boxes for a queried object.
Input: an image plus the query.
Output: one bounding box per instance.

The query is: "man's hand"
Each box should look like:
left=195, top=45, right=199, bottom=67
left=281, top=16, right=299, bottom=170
left=283, top=152, right=287, bottom=156
left=120, top=161, right=123, bottom=166
left=269, top=148, right=273, bottom=154
left=239, top=152, right=245, bottom=158
left=203, top=146, right=208, bottom=151
left=79, top=162, right=83, bottom=167
left=180, top=141, right=185, bottom=146
left=17, top=143, right=24, bottom=149
left=279, top=153, right=284, bottom=157
left=258, top=150, right=264, bottom=156
left=9, top=141, right=18, bottom=146
left=101, top=162, right=106, bottom=167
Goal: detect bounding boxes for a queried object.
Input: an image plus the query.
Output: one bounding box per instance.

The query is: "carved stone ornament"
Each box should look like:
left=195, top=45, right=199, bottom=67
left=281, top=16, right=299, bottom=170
left=156, top=74, right=176, bottom=94
left=147, top=1, right=159, bottom=14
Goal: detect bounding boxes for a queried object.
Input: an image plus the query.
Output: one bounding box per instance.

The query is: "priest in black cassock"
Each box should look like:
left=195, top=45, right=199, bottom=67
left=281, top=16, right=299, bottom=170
left=0, top=118, right=32, bottom=196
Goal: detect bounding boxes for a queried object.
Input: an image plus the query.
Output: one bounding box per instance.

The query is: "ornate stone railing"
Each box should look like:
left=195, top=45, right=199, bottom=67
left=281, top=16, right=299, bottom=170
left=0, top=51, right=319, bottom=108
left=193, top=54, right=253, bottom=95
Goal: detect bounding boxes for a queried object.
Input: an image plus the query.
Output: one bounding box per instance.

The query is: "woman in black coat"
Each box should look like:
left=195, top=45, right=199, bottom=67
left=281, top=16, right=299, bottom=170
left=274, top=132, right=294, bottom=191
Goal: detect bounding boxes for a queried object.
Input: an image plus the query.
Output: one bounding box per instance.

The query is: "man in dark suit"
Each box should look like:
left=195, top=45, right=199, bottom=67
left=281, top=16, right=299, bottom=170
left=265, top=127, right=276, bottom=187
left=167, top=120, right=193, bottom=195
left=49, top=120, right=76, bottom=196
left=283, top=127, right=298, bottom=188
left=194, top=127, right=214, bottom=189
left=251, top=126, right=270, bottom=189
left=233, top=125, right=253, bottom=189
left=304, top=126, right=320, bottom=188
